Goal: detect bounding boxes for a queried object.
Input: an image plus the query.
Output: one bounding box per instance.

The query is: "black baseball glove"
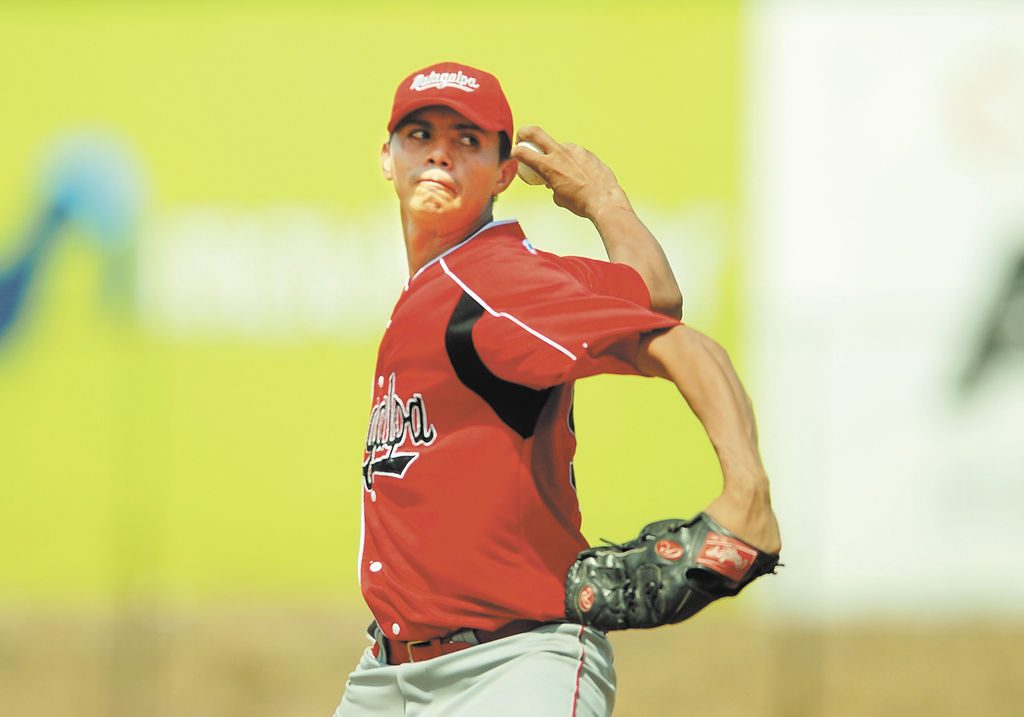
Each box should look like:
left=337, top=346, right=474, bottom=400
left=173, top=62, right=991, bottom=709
left=564, top=512, right=780, bottom=630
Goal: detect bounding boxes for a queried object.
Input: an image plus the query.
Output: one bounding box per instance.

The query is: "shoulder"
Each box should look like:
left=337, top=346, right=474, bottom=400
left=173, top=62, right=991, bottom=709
left=443, top=228, right=585, bottom=298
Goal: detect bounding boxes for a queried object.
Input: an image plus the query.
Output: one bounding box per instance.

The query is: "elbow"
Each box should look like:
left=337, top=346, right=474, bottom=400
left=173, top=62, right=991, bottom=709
left=651, top=288, right=683, bottom=321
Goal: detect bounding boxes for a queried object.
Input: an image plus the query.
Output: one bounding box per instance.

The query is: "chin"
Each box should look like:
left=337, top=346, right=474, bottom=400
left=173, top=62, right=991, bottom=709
left=408, top=197, right=461, bottom=218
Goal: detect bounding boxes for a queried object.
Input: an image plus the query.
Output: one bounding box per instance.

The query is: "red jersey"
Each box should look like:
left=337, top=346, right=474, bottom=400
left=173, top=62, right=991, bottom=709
left=359, top=219, right=679, bottom=641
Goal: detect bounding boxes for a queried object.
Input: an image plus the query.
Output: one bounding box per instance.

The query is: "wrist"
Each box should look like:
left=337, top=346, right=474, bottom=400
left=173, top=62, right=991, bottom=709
left=586, top=190, right=633, bottom=226
left=719, top=475, right=771, bottom=504
left=718, top=458, right=772, bottom=505
left=716, top=449, right=769, bottom=486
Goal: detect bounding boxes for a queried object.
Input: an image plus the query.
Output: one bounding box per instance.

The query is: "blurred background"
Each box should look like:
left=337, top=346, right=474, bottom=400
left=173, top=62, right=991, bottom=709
left=2, top=0, right=1022, bottom=715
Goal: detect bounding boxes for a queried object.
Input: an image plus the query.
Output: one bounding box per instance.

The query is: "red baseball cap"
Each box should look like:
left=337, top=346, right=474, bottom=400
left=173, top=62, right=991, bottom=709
left=387, top=62, right=513, bottom=139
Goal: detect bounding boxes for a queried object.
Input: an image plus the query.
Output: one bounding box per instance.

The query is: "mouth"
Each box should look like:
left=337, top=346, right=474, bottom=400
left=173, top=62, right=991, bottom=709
left=417, top=174, right=457, bottom=193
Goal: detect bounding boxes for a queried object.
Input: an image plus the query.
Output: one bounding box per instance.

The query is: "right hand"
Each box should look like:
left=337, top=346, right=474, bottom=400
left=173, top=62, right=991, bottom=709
left=511, top=125, right=632, bottom=221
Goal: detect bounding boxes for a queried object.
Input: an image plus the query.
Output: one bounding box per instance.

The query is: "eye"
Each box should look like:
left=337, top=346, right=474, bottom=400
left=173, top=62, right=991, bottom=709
left=460, top=134, right=480, bottom=147
left=409, top=128, right=429, bottom=140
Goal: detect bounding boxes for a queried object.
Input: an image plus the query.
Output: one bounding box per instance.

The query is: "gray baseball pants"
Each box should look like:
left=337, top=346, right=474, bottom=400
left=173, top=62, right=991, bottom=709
left=333, top=622, right=616, bottom=716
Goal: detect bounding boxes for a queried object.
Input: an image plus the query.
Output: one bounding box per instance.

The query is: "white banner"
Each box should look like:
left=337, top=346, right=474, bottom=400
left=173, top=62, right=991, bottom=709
left=746, top=1, right=1024, bottom=618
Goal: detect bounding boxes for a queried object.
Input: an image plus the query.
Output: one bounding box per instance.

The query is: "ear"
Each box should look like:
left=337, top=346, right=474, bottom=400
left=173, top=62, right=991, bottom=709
left=380, top=141, right=394, bottom=181
left=493, top=158, right=518, bottom=197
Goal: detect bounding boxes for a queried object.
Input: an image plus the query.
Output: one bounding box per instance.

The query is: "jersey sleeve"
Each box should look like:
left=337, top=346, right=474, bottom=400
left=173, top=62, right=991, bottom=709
left=454, top=253, right=680, bottom=390
left=541, top=252, right=654, bottom=309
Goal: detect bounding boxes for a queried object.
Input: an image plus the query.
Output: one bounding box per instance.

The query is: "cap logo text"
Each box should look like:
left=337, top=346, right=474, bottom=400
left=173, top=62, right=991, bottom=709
left=410, top=70, right=480, bottom=93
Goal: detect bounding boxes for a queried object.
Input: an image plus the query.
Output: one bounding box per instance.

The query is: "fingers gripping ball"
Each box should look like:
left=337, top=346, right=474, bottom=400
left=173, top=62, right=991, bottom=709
left=565, top=513, right=780, bottom=630
left=515, top=141, right=546, bottom=186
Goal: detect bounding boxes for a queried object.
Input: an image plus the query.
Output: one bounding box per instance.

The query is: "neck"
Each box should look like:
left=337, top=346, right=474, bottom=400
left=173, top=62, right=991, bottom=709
left=401, top=208, right=494, bottom=276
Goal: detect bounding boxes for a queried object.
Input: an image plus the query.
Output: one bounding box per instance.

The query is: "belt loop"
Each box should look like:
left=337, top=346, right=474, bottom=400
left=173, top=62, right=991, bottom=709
left=368, top=621, right=390, bottom=665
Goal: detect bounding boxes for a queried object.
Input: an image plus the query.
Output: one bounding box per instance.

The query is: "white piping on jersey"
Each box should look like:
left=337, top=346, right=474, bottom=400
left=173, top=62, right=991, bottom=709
left=439, top=258, right=578, bottom=361
left=357, top=488, right=366, bottom=587
left=408, top=218, right=521, bottom=285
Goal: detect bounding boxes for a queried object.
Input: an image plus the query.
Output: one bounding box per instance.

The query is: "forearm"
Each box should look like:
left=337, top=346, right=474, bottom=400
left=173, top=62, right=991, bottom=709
left=636, top=326, right=765, bottom=488
left=631, top=325, right=780, bottom=551
left=590, top=202, right=683, bottom=320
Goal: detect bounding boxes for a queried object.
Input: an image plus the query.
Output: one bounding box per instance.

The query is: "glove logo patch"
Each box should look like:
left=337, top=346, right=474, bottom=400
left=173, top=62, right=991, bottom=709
left=578, top=585, right=596, bottom=613
left=697, top=532, right=757, bottom=582
left=655, top=539, right=684, bottom=561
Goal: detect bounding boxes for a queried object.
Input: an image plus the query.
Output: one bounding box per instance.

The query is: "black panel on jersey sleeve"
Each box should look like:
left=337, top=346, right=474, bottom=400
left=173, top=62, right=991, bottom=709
left=445, top=291, right=553, bottom=439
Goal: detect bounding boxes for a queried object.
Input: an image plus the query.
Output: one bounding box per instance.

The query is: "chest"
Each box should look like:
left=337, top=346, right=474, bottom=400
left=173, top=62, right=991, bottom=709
left=373, top=274, right=462, bottom=396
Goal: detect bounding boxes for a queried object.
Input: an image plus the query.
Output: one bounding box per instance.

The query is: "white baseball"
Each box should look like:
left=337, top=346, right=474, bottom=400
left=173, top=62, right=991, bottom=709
left=515, top=141, right=546, bottom=186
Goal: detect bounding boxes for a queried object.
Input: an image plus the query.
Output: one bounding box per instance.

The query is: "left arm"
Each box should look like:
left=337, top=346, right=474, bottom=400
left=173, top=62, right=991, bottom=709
left=512, top=126, right=683, bottom=319
left=629, top=324, right=780, bottom=552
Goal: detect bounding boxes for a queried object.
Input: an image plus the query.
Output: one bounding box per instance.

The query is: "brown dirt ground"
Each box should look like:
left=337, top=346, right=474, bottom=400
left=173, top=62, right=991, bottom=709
left=1, top=604, right=1021, bottom=716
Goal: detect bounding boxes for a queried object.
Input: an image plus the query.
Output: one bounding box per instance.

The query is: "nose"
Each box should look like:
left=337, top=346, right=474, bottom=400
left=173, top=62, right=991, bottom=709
left=426, top=139, right=453, bottom=169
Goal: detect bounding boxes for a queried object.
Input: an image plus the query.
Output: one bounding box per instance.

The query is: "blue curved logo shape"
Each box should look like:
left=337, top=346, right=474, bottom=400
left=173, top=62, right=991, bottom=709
left=0, top=135, right=145, bottom=346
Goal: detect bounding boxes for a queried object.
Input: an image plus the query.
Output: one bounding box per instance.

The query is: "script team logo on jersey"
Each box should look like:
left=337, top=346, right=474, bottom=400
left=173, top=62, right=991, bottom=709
left=362, top=373, right=437, bottom=490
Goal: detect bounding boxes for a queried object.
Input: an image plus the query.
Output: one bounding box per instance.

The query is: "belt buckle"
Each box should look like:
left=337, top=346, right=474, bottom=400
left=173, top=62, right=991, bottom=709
left=406, top=637, right=439, bottom=663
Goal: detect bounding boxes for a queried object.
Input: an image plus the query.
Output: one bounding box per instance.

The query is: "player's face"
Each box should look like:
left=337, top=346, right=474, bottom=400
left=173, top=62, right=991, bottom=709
left=381, top=106, right=516, bottom=228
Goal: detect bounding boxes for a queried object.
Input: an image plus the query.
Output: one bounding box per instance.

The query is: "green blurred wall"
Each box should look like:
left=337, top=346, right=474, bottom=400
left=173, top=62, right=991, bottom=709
left=0, top=1, right=743, bottom=603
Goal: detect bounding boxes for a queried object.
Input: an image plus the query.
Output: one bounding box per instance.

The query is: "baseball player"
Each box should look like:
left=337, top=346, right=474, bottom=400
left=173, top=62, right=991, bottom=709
left=334, top=62, right=781, bottom=717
